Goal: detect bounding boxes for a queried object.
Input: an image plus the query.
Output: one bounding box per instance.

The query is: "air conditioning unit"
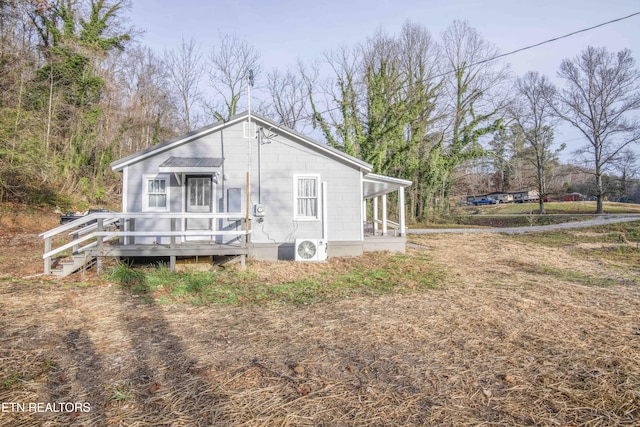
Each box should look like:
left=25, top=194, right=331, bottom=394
left=294, top=239, right=328, bottom=262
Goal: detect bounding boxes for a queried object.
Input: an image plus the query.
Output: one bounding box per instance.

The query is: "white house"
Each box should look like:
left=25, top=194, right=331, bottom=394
left=41, top=111, right=411, bottom=275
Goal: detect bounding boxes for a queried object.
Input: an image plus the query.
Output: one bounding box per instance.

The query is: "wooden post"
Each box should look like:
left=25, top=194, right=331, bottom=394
left=245, top=172, right=250, bottom=243
left=241, top=220, right=250, bottom=244
left=363, top=198, right=367, bottom=223
left=44, top=237, right=52, bottom=275
left=128, top=218, right=135, bottom=245
left=170, top=217, right=176, bottom=271
left=119, top=217, right=125, bottom=245
left=96, top=218, right=104, bottom=273
left=398, top=186, right=406, bottom=237
left=72, top=232, right=79, bottom=254
left=373, top=197, right=379, bottom=235
left=170, top=218, right=176, bottom=248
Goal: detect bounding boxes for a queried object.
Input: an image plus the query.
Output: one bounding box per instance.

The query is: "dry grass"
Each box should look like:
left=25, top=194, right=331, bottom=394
left=1, top=211, right=639, bottom=426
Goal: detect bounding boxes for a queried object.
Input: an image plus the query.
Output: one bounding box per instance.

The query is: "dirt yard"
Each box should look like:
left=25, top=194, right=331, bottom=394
left=1, top=209, right=639, bottom=426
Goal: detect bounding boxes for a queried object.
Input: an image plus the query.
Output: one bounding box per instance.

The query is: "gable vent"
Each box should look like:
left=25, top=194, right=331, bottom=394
left=243, top=121, right=257, bottom=138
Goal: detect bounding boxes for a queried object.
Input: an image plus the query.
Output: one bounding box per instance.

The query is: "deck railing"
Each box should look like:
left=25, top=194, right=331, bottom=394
left=371, top=218, right=400, bottom=236
left=40, top=212, right=251, bottom=275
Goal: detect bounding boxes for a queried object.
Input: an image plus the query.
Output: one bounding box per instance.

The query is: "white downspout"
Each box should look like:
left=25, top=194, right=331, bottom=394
left=362, top=198, right=367, bottom=235
left=359, top=171, right=364, bottom=241
left=121, top=166, right=129, bottom=246
left=122, top=166, right=128, bottom=214
left=322, top=181, right=328, bottom=241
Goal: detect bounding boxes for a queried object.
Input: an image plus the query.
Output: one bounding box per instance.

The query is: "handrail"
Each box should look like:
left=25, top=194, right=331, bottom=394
left=70, top=217, right=120, bottom=237
left=373, top=218, right=400, bottom=229
left=43, top=233, right=96, bottom=259
left=39, top=212, right=104, bottom=238
left=41, top=212, right=251, bottom=239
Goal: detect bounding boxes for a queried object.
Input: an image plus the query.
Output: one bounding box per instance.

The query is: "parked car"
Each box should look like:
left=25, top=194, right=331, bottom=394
left=473, top=198, right=498, bottom=205
left=616, top=197, right=634, bottom=203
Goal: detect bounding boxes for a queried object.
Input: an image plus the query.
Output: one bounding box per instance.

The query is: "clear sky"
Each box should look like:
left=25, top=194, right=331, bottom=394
left=128, top=0, right=640, bottom=157
left=128, top=0, right=638, bottom=77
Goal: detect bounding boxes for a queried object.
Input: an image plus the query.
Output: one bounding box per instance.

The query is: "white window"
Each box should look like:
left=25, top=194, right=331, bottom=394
left=143, top=174, right=170, bottom=211
left=294, top=175, right=319, bottom=220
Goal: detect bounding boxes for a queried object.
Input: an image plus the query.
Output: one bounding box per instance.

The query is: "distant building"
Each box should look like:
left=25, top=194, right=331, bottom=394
left=561, top=192, right=583, bottom=202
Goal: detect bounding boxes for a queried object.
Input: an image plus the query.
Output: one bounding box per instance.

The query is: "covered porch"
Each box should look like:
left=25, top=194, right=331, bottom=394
left=362, top=173, right=412, bottom=252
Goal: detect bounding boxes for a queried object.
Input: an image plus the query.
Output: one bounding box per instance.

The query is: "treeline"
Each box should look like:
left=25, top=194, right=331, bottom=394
left=1, top=0, right=639, bottom=216
left=1, top=0, right=179, bottom=206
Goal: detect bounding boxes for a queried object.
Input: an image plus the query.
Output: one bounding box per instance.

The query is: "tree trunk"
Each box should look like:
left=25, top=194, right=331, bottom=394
left=595, top=152, right=604, bottom=214
left=596, top=171, right=604, bottom=214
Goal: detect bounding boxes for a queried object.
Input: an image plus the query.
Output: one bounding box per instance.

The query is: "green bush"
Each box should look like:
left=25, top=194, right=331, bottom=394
left=109, top=262, right=146, bottom=287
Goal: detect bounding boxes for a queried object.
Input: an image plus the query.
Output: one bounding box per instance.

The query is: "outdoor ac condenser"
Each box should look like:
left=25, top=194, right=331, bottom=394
left=294, top=239, right=328, bottom=262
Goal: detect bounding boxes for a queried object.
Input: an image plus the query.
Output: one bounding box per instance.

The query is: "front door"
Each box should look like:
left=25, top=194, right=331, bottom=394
left=185, top=176, right=214, bottom=241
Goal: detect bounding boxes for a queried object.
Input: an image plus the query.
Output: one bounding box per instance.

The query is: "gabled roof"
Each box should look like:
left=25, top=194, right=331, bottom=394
left=110, top=111, right=372, bottom=173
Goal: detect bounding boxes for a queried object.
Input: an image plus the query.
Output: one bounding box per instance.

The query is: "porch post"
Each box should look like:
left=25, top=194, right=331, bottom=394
left=373, top=197, right=379, bottom=235
left=128, top=219, right=135, bottom=245
left=170, top=217, right=176, bottom=271
left=96, top=218, right=104, bottom=274
left=44, top=237, right=52, bottom=275
left=399, top=186, right=406, bottom=237
left=382, top=194, right=388, bottom=236
left=362, top=198, right=367, bottom=223
left=119, top=216, right=126, bottom=245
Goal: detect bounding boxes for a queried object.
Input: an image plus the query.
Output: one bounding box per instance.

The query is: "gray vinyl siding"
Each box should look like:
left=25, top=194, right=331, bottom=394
left=123, top=120, right=363, bottom=244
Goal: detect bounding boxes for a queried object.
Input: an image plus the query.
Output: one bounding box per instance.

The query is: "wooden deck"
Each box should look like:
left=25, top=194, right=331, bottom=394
left=90, top=241, right=249, bottom=272
left=41, top=212, right=251, bottom=276
left=91, top=242, right=248, bottom=257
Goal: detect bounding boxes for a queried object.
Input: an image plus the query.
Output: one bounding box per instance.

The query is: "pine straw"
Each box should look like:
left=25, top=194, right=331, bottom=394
left=1, top=232, right=640, bottom=426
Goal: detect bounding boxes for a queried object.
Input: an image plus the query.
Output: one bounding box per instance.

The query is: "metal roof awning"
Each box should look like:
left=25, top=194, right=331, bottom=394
left=158, top=157, right=224, bottom=173
left=363, top=173, right=412, bottom=199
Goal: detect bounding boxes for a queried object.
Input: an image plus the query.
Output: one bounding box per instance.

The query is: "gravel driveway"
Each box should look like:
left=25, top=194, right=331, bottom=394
left=409, top=214, right=640, bottom=234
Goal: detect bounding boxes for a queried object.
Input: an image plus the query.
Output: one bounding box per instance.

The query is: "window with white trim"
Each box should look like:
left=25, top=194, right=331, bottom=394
left=143, top=175, right=170, bottom=211
left=294, top=175, right=319, bottom=220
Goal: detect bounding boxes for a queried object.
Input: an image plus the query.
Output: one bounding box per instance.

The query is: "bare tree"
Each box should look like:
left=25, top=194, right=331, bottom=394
left=116, top=46, right=176, bottom=154
left=311, top=44, right=364, bottom=156
left=439, top=20, right=511, bottom=208
left=554, top=46, right=640, bottom=213
left=265, top=62, right=310, bottom=131
left=203, top=34, right=261, bottom=121
left=164, top=37, right=203, bottom=132
left=512, top=72, right=563, bottom=213
left=612, top=148, right=639, bottom=198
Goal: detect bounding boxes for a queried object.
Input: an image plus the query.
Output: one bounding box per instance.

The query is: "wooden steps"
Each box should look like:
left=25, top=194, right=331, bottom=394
left=51, top=254, right=96, bottom=277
